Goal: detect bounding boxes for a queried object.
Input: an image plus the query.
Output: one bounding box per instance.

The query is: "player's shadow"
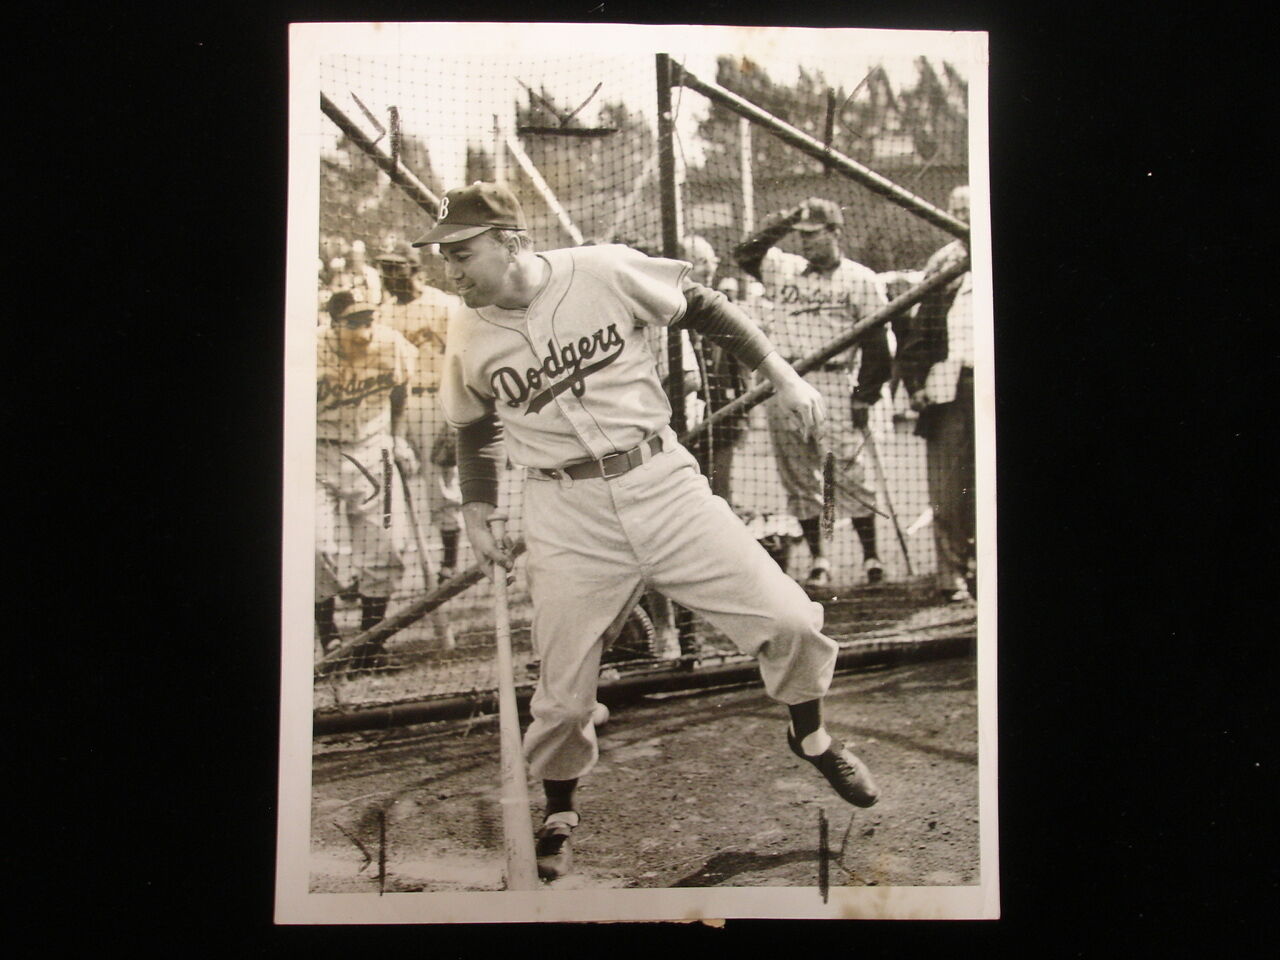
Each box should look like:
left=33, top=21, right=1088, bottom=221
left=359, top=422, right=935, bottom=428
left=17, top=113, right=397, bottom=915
left=672, top=848, right=817, bottom=887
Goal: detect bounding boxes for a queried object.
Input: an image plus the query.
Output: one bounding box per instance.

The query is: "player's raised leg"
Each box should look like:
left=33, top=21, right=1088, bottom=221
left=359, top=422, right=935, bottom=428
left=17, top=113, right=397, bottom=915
left=631, top=444, right=879, bottom=807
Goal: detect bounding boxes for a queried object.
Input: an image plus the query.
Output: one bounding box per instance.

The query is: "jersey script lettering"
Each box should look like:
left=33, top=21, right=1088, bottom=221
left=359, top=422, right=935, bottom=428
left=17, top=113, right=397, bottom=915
left=490, top=322, right=625, bottom=415
left=317, top=370, right=398, bottom=411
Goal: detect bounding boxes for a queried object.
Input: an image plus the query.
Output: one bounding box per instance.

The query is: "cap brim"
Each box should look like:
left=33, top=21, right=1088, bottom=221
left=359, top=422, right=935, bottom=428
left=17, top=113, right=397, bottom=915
left=410, top=223, right=493, bottom=247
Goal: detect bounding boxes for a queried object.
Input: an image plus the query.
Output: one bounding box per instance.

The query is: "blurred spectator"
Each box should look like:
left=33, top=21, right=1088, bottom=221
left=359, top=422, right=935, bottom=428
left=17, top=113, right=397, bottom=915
left=896, top=184, right=975, bottom=602
left=375, top=243, right=464, bottom=583
left=314, top=290, right=417, bottom=669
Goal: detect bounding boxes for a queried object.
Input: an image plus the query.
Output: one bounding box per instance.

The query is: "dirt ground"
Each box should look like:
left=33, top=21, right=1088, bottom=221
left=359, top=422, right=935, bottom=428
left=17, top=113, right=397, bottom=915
left=309, top=652, right=980, bottom=893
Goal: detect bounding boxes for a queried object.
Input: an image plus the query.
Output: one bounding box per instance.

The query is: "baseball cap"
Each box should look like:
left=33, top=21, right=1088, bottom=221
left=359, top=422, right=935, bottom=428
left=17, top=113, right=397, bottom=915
left=375, top=241, right=420, bottom=269
left=340, top=300, right=378, bottom=321
left=412, top=181, right=527, bottom=246
left=793, top=198, right=844, bottom=232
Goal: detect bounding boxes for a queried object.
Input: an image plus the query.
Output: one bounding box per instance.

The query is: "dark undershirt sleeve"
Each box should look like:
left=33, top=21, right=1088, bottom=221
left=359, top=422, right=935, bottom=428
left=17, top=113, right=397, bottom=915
left=456, top=415, right=504, bottom=506
left=676, top=282, right=775, bottom=371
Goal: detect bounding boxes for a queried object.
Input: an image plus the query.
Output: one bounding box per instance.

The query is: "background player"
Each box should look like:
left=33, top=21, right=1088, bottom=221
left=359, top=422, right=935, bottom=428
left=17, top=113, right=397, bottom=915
left=374, top=243, right=464, bottom=583
left=897, top=185, right=976, bottom=602
left=419, top=182, right=880, bottom=882
left=733, top=197, right=892, bottom=592
left=314, top=290, right=417, bottom=670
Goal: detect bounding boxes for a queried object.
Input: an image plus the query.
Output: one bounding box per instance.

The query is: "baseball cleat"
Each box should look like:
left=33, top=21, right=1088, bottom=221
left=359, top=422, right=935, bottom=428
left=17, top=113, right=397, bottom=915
left=863, top=557, right=884, bottom=585
left=788, top=730, right=880, bottom=808
left=803, top=565, right=832, bottom=590
left=534, top=811, right=579, bottom=880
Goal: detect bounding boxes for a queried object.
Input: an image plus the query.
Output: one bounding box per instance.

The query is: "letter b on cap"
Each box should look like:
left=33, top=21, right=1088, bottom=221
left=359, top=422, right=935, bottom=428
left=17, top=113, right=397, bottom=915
left=438, top=196, right=450, bottom=221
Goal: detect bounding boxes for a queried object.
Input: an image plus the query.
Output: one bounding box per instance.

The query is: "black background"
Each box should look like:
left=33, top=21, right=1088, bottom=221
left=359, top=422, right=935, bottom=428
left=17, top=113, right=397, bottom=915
left=17, top=1, right=1268, bottom=952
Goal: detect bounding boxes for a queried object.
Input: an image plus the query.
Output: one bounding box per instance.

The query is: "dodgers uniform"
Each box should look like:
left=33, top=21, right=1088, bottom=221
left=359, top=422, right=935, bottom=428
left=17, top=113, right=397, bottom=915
left=751, top=245, right=890, bottom=526
left=378, top=284, right=464, bottom=541
left=441, top=244, right=840, bottom=782
left=315, top=322, right=415, bottom=603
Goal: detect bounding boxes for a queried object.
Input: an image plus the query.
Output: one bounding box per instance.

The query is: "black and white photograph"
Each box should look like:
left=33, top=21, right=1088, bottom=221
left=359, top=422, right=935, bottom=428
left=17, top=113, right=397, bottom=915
left=276, top=20, right=996, bottom=923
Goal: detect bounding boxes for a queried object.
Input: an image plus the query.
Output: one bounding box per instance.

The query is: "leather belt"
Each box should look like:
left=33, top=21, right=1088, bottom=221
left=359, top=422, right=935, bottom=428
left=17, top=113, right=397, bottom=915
left=411, top=386, right=438, bottom=396
left=536, top=435, right=664, bottom=481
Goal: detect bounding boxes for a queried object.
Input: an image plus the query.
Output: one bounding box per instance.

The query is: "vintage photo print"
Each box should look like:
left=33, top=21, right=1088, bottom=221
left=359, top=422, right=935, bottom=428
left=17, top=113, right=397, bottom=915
left=278, top=21, right=996, bottom=923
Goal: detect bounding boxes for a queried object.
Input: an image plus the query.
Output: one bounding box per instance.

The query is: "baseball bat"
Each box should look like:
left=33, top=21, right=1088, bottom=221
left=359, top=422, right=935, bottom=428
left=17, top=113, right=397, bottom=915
left=861, top=426, right=914, bottom=576
left=394, top=460, right=455, bottom=651
left=821, top=447, right=836, bottom=548
left=486, top=513, right=540, bottom=890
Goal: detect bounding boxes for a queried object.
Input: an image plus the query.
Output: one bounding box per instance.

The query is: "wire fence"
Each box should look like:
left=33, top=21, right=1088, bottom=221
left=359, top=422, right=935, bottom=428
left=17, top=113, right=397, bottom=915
left=310, top=50, right=975, bottom=725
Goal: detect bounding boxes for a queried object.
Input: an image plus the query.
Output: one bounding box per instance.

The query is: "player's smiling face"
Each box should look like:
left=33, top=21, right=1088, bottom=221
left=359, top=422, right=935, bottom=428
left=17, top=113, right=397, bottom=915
left=440, top=232, right=514, bottom=308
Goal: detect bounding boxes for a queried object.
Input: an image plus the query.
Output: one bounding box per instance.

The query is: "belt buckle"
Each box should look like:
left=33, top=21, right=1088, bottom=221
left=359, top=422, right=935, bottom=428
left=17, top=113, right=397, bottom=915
left=599, top=451, right=630, bottom=479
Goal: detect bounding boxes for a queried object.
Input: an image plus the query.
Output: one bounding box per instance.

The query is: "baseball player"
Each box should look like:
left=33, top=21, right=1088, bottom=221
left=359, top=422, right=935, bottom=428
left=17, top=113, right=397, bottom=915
left=374, top=243, right=464, bottom=582
left=418, top=182, right=879, bottom=881
left=897, top=185, right=976, bottom=602
left=314, top=290, right=418, bottom=670
left=733, top=198, right=892, bottom=591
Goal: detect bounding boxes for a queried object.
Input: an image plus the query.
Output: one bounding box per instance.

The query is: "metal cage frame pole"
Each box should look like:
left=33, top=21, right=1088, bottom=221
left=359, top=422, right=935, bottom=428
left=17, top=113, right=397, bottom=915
left=656, top=53, right=686, bottom=435
left=670, top=63, right=970, bottom=242
left=320, top=92, right=440, bottom=218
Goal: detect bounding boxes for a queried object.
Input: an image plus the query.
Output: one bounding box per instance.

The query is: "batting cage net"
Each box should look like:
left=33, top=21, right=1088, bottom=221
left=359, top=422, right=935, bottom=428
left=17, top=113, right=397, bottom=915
left=311, top=50, right=975, bottom=729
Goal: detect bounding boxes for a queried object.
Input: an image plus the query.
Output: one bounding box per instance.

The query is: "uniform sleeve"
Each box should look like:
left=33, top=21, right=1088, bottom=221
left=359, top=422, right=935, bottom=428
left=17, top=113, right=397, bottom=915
left=439, top=316, right=494, bottom=427
left=610, top=246, right=690, bottom=327
left=678, top=281, right=774, bottom=370
left=457, top=415, right=504, bottom=506
left=849, top=268, right=890, bottom=403
left=897, top=246, right=962, bottom=394
left=758, top=246, right=786, bottom=293
left=388, top=327, right=416, bottom=386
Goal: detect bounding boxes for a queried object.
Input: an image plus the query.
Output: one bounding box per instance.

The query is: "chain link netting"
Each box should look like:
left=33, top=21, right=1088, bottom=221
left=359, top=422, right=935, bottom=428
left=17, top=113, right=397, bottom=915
left=311, top=50, right=975, bottom=722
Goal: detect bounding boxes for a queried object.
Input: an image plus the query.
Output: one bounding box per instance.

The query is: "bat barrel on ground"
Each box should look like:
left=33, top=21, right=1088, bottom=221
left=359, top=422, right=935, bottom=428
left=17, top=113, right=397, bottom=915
left=486, top=513, right=540, bottom=890
left=861, top=427, right=914, bottom=576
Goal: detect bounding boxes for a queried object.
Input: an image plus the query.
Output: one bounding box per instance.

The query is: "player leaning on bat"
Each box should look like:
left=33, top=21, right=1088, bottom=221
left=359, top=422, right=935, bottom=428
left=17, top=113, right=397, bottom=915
left=313, top=290, right=419, bottom=670
left=734, top=196, right=895, bottom=593
left=416, top=182, right=879, bottom=883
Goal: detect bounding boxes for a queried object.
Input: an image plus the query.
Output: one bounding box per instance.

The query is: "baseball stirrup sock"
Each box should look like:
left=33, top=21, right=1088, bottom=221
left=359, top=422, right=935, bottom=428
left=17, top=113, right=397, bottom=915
left=788, top=699, right=822, bottom=741
left=852, top=515, right=878, bottom=559
left=441, top=529, right=459, bottom=569
left=799, top=516, right=824, bottom=559
left=543, top=778, right=578, bottom=815
left=360, top=596, right=389, bottom=632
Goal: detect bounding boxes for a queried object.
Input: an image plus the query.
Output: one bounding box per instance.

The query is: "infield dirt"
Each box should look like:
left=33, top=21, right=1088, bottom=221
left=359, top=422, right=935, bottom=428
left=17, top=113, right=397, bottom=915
left=309, top=653, right=980, bottom=893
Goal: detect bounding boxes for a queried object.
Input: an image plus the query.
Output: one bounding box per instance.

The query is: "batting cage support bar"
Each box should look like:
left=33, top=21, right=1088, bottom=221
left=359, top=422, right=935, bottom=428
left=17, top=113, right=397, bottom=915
left=683, top=255, right=971, bottom=444
left=656, top=53, right=687, bottom=436
left=320, top=91, right=441, bottom=218
left=668, top=62, right=970, bottom=242
left=314, top=631, right=974, bottom=735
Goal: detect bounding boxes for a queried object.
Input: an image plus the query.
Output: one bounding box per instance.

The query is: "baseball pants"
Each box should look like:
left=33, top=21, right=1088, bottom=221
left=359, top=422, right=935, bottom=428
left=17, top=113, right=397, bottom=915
left=521, top=428, right=839, bottom=781
left=315, top=435, right=406, bottom=601
left=765, top=369, right=877, bottom=522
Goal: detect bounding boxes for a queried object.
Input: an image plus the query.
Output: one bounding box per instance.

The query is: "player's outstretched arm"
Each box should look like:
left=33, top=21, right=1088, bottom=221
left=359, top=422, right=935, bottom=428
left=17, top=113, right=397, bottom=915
left=732, top=203, right=804, bottom=281
left=756, top=352, right=826, bottom=442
